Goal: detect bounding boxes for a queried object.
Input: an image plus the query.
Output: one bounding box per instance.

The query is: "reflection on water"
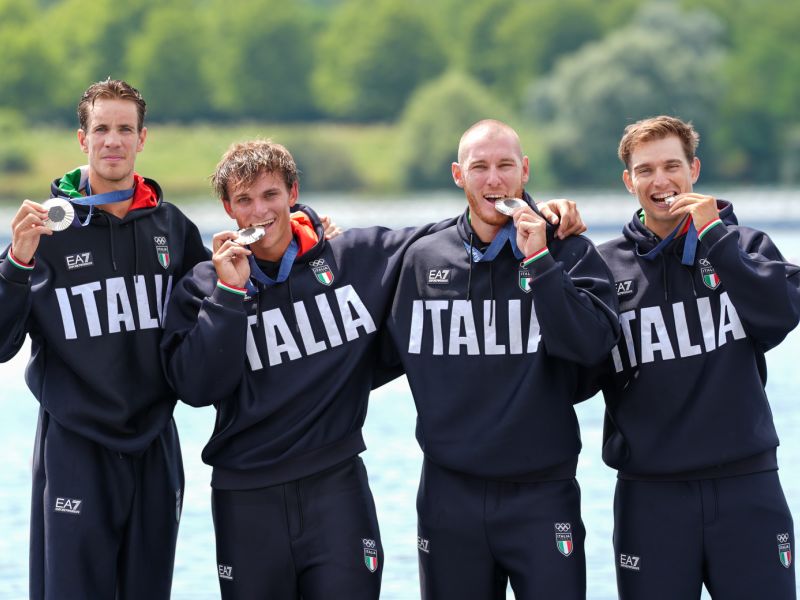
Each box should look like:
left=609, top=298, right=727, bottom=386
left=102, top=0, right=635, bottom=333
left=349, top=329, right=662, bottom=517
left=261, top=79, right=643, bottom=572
left=0, top=191, right=798, bottom=599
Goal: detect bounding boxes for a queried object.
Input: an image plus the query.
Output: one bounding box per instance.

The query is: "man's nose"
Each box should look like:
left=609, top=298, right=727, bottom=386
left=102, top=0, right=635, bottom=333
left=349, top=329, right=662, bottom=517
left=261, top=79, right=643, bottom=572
left=104, top=131, right=122, bottom=146
left=653, top=168, right=671, bottom=187
left=486, top=166, right=502, bottom=186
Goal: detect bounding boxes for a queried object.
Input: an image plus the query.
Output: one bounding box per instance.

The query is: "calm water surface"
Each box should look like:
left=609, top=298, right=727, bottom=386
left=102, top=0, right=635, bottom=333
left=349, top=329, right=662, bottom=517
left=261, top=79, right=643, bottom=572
left=1, top=190, right=798, bottom=598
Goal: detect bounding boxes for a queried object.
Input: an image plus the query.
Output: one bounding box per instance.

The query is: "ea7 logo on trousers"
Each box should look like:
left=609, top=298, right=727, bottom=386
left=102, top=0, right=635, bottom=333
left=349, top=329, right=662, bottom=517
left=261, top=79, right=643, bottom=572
left=218, top=564, right=233, bottom=580
left=619, top=553, right=641, bottom=571
left=54, top=497, right=82, bottom=514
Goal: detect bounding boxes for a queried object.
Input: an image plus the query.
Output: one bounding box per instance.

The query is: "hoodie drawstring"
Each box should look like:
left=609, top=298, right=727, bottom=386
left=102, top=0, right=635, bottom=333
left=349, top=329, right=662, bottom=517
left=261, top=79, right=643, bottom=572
left=488, top=261, right=495, bottom=327
left=287, top=276, right=300, bottom=334
left=104, top=213, right=118, bottom=272
left=466, top=232, right=474, bottom=302
left=133, top=219, right=140, bottom=282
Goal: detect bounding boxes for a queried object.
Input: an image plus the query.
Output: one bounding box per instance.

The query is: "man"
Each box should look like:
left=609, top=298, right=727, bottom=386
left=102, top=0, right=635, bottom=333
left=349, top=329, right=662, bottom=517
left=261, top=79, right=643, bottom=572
left=595, top=115, right=798, bottom=598
left=159, top=138, right=584, bottom=599
left=385, top=119, right=620, bottom=599
left=0, top=79, right=208, bottom=598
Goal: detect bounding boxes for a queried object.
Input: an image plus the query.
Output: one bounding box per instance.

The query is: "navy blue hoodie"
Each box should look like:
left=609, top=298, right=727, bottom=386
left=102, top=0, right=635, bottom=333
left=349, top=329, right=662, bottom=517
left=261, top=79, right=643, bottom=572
left=596, top=201, right=800, bottom=478
left=0, top=171, right=208, bottom=453
left=160, top=205, right=454, bottom=489
left=386, top=196, right=620, bottom=480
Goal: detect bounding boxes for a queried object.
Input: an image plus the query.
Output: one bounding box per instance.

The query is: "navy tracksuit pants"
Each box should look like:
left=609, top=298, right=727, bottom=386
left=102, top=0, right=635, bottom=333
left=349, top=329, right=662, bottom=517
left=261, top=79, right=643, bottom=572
left=211, top=456, right=383, bottom=600
left=614, top=470, right=796, bottom=599
left=29, top=408, right=184, bottom=600
left=416, top=458, right=586, bottom=600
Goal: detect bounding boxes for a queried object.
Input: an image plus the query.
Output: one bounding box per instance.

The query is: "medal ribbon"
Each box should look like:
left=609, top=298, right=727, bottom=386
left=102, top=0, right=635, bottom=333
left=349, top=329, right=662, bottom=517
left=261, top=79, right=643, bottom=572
left=63, top=179, right=135, bottom=226
left=247, top=238, right=298, bottom=288
left=637, top=216, right=698, bottom=266
left=463, top=220, right=525, bottom=262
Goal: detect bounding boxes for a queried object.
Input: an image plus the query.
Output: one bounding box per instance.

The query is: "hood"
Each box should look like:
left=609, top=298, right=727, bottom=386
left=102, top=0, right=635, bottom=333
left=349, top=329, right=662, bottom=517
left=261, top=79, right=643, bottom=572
left=289, top=203, right=326, bottom=262
left=622, top=199, right=737, bottom=254
left=50, top=166, right=163, bottom=226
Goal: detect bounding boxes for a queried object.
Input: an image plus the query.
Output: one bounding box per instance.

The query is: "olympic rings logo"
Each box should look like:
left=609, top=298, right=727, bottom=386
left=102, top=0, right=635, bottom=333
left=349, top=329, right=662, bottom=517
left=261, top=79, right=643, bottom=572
left=362, top=538, right=376, bottom=548
left=154, top=236, right=168, bottom=245
left=554, top=523, right=571, bottom=532
left=310, top=259, right=327, bottom=267
left=777, top=533, right=790, bottom=543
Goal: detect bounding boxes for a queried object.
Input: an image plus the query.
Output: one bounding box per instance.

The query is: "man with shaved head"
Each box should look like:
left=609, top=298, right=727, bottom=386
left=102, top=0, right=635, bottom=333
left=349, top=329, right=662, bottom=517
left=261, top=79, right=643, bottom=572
left=385, top=119, right=620, bottom=599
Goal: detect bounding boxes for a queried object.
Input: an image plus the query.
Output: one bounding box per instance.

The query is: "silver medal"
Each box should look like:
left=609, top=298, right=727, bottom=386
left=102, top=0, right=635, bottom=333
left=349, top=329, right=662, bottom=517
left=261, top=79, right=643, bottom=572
left=42, top=198, right=74, bottom=232
left=234, top=225, right=265, bottom=245
left=664, top=195, right=677, bottom=206
left=494, top=197, right=528, bottom=216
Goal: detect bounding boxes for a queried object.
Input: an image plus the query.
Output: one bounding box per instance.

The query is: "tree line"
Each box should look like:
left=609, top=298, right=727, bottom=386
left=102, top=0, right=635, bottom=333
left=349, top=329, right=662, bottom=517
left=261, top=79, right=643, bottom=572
left=1, top=0, right=798, bottom=188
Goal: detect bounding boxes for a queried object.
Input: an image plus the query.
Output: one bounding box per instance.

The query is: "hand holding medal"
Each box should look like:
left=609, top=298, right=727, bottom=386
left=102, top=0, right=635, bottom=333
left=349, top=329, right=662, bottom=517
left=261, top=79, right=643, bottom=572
left=211, top=228, right=256, bottom=288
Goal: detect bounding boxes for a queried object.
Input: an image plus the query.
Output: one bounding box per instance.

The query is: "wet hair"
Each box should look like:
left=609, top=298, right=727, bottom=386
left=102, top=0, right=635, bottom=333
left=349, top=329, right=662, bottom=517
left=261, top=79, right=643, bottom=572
left=77, top=78, right=146, bottom=131
left=211, top=139, right=299, bottom=202
left=618, top=115, right=700, bottom=169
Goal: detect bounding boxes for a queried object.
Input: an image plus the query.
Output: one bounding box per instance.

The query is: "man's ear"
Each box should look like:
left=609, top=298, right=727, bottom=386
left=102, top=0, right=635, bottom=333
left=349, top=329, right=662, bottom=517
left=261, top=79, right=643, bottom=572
left=622, top=170, right=634, bottom=194
left=78, top=129, right=88, bottom=154
left=691, top=157, right=701, bottom=184
left=452, top=162, right=465, bottom=189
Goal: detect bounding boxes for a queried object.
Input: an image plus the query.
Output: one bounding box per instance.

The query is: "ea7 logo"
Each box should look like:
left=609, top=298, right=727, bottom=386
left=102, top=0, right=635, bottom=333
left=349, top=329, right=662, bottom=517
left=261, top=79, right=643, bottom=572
left=427, top=269, right=450, bottom=285
left=417, top=536, right=430, bottom=554
left=619, top=553, right=641, bottom=571
left=54, top=497, right=82, bottom=514
left=218, top=564, right=233, bottom=580
left=615, top=279, right=636, bottom=298
left=65, top=252, right=93, bottom=270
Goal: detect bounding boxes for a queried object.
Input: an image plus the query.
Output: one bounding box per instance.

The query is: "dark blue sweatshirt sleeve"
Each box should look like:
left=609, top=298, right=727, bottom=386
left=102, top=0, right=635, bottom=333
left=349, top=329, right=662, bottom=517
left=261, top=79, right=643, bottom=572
left=528, top=235, right=620, bottom=365
left=160, top=263, right=250, bottom=407
left=0, top=248, right=33, bottom=362
left=360, top=220, right=456, bottom=389
left=701, top=223, right=800, bottom=351
left=372, top=326, right=405, bottom=389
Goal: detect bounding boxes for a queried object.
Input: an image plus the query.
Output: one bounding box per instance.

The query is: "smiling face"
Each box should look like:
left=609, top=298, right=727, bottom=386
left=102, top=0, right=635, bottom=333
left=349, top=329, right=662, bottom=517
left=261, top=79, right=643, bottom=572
left=623, top=135, right=700, bottom=239
left=77, top=98, right=146, bottom=193
left=452, top=124, right=529, bottom=242
left=223, top=170, right=298, bottom=262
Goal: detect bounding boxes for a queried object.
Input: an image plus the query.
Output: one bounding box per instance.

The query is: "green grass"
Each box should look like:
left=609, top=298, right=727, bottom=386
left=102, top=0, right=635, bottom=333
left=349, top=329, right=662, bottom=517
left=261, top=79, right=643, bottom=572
left=0, top=122, right=404, bottom=203
left=0, top=120, right=555, bottom=204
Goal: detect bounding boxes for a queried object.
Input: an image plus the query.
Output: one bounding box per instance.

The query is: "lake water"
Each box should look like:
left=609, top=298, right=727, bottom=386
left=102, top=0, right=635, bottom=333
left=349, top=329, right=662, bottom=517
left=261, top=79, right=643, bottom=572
left=1, top=189, right=798, bottom=599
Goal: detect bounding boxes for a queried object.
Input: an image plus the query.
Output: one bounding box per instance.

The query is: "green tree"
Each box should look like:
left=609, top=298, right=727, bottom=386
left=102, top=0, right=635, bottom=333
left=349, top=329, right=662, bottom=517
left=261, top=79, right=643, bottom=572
left=0, top=1, right=66, bottom=119
left=697, top=0, right=800, bottom=181
left=205, top=0, right=317, bottom=121
left=126, top=3, right=212, bottom=121
left=524, top=1, right=726, bottom=185
left=312, top=0, right=447, bottom=121
left=396, top=71, right=516, bottom=189
left=37, top=0, right=161, bottom=122
left=449, top=0, right=643, bottom=102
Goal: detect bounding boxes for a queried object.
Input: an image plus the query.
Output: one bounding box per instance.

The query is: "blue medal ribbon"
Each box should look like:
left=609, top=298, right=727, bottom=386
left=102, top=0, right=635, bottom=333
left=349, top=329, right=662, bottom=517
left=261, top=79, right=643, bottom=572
left=247, top=238, right=298, bottom=289
left=67, top=180, right=135, bottom=226
left=638, top=216, right=698, bottom=266
left=463, top=220, right=525, bottom=262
